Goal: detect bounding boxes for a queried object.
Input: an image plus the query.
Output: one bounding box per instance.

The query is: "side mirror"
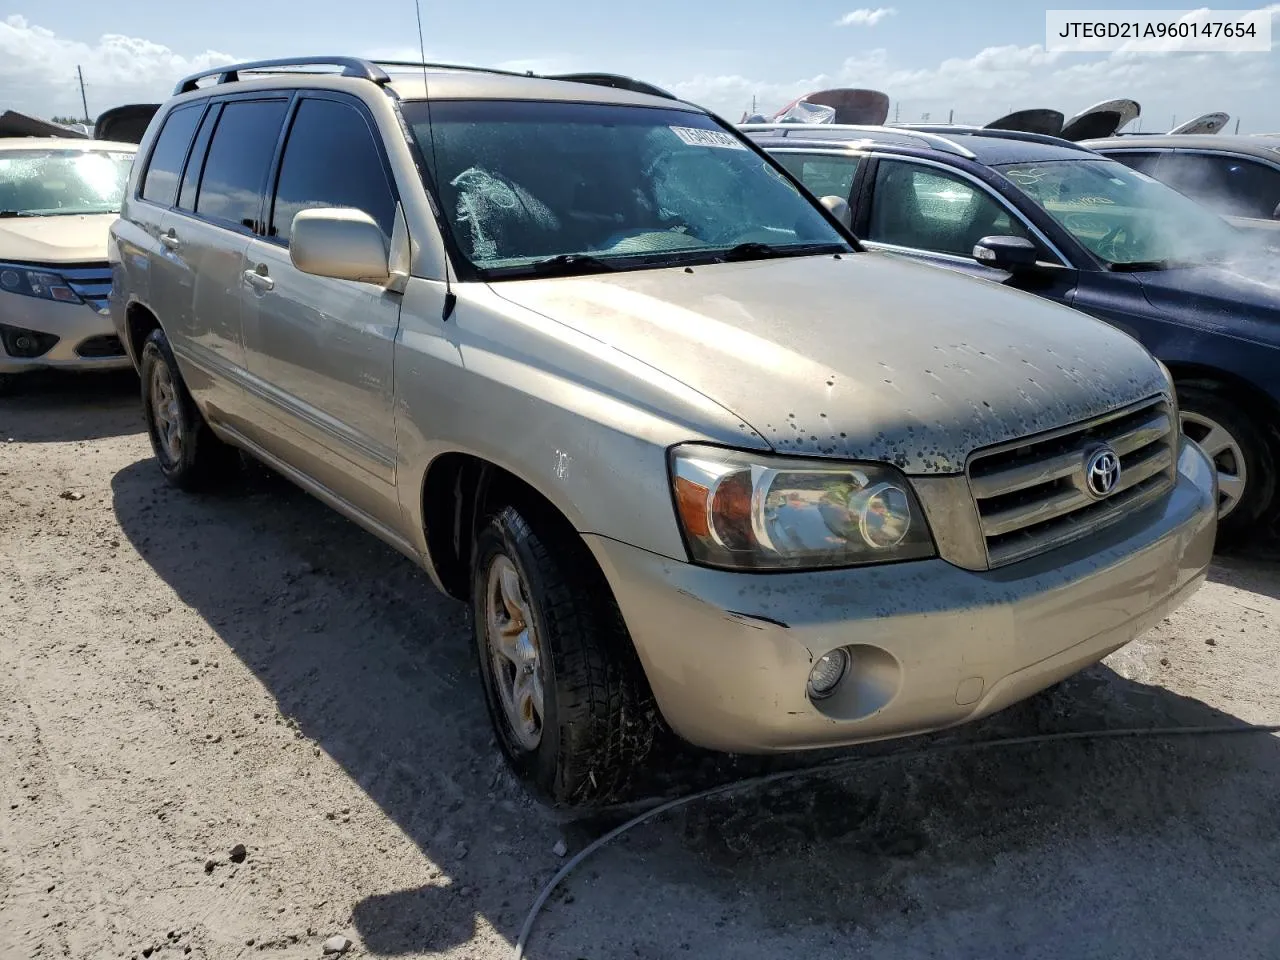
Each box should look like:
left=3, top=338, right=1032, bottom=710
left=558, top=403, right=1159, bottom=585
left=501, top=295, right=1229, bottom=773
left=290, top=208, right=390, bottom=284
left=973, top=235, right=1039, bottom=272
left=819, top=194, right=853, bottom=230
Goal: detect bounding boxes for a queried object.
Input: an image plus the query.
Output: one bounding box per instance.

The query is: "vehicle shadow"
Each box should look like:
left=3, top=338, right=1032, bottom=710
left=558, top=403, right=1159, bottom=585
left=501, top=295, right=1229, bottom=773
left=110, top=456, right=1280, bottom=958
left=1211, top=526, right=1280, bottom=602
left=1, top=370, right=142, bottom=442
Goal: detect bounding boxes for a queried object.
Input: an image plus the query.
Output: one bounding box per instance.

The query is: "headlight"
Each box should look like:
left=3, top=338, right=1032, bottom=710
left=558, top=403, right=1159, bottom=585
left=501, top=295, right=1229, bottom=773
left=0, top=264, right=84, bottom=304
left=669, top=444, right=936, bottom=571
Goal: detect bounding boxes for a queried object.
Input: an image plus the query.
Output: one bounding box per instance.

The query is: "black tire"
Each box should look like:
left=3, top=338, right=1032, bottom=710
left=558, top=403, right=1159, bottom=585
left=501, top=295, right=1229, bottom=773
left=471, top=505, right=656, bottom=806
left=0, top=374, right=17, bottom=396
left=138, top=327, right=239, bottom=491
left=1177, top=382, right=1276, bottom=543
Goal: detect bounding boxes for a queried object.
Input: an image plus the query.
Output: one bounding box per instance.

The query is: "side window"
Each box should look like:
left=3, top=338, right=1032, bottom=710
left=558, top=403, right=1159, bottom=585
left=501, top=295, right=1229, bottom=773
left=177, top=105, right=219, bottom=212
left=771, top=152, right=861, bottom=201
left=195, top=99, right=289, bottom=231
left=140, top=105, right=202, bottom=207
left=1106, top=151, right=1163, bottom=175
left=866, top=160, right=1030, bottom=257
left=269, top=98, right=397, bottom=244
left=1158, top=153, right=1280, bottom=219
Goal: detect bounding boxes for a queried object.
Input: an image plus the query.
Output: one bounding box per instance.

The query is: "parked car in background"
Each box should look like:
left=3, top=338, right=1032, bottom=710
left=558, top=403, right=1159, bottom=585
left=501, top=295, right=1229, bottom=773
left=749, top=123, right=1280, bottom=541
left=111, top=58, right=1216, bottom=806
left=1084, top=135, right=1280, bottom=238
left=0, top=137, right=137, bottom=390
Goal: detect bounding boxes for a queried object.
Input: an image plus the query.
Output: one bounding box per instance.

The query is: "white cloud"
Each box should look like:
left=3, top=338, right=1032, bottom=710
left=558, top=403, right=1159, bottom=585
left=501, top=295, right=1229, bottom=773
left=0, top=15, right=236, bottom=120
left=835, top=7, right=896, bottom=28
left=5, top=10, right=1280, bottom=137
left=668, top=8, right=1280, bottom=133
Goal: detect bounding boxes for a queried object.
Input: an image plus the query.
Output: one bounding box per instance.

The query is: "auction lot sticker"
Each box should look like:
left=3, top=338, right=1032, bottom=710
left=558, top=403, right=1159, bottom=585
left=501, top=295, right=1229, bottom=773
left=670, top=126, right=748, bottom=150
left=1046, top=9, right=1272, bottom=51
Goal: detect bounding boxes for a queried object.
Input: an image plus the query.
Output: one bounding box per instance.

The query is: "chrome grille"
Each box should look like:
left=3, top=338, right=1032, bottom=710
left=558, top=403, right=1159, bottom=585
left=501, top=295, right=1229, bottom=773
left=968, top=397, right=1177, bottom=567
left=58, top=263, right=112, bottom=315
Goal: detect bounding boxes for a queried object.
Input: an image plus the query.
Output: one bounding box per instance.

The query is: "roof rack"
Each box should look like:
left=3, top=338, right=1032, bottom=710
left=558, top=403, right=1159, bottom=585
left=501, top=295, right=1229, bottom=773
left=174, top=57, right=391, bottom=95
left=374, top=62, right=678, bottom=100
left=175, top=56, right=679, bottom=102
left=737, top=122, right=977, bottom=159
left=894, top=123, right=1091, bottom=151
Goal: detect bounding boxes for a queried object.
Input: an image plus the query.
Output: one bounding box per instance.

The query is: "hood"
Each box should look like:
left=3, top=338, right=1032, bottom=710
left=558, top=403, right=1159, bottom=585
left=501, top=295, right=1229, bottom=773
left=0, top=213, right=116, bottom=264
left=491, top=253, right=1167, bottom=473
left=1136, top=258, right=1280, bottom=344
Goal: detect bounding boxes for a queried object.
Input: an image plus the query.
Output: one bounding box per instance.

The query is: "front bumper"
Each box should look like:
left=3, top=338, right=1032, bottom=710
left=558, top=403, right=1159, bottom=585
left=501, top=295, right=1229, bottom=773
left=1, top=291, right=130, bottom=374
left=586, top=438, right=1217, bottom=753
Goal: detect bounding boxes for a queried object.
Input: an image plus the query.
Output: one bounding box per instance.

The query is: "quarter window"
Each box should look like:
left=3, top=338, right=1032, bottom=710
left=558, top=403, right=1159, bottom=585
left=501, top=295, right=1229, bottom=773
left=867, top=160, right=1030, bottom=257
left=269, top=98, right=396, bottom=244
left=140, top=105, right=202, bottom=207
left=194, top=99, right=289, bottom=231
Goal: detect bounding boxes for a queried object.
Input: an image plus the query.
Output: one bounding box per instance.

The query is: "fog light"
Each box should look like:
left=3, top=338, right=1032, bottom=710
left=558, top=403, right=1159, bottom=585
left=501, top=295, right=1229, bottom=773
left=807, top=648, right=849, bottom=699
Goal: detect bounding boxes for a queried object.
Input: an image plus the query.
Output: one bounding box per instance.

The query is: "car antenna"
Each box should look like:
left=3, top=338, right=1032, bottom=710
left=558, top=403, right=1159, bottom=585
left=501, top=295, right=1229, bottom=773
left=414, top=0, right=457, bottom=321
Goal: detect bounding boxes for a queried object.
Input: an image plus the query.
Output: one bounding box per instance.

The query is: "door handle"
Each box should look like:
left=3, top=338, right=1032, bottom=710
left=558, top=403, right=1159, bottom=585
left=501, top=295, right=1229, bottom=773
left=243, top=266, right=274, bottom=292
left=160, top=231, right=180, bottom=250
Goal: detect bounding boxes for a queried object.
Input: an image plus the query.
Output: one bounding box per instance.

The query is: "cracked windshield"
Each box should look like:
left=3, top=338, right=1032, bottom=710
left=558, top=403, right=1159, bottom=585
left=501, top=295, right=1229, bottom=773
left=403, top=100, right=849, bottom=276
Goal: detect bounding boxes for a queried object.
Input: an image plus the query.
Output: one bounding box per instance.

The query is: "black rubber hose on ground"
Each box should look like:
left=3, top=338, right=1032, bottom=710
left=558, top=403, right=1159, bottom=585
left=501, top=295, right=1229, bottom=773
left=513, top=722, right=1280, bottom=960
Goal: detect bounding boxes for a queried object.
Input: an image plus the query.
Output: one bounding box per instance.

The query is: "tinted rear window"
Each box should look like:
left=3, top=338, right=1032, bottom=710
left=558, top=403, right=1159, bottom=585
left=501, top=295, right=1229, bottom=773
left=141, top=105, right=202, bottom=206
left=195, top=99, right=288, bottom=231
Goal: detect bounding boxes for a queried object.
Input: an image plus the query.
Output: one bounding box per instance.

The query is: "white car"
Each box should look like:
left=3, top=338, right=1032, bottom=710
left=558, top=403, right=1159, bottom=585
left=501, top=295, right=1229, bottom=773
left=0, top=137, right=137, bottom=389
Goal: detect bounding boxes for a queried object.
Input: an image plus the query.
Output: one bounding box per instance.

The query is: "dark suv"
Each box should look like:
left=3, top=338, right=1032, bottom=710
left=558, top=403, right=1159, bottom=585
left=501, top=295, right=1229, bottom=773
left=746, top=122, right=1280, bottom=541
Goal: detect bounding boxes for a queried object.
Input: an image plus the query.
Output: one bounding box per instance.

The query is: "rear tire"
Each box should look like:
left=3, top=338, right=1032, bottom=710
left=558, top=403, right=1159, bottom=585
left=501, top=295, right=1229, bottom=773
left=1177, top=383, right=1276, bottom=543
left=139, top=327, right=239, bottom=491
left=471, top=505, right=656, bottom=807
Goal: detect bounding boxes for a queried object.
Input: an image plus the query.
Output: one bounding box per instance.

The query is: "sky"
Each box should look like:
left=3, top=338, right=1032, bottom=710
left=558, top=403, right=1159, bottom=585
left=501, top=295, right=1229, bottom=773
left=2, top=1, right=1279, bottom=132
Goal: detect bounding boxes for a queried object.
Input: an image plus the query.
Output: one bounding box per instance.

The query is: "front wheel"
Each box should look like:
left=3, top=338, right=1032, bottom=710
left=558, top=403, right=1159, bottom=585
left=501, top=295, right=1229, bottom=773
left=471, top=505, right=655, bottom=806
left=139, top=327, right=239, bottom=491
left=1177, top=383, right=1276, bottom=542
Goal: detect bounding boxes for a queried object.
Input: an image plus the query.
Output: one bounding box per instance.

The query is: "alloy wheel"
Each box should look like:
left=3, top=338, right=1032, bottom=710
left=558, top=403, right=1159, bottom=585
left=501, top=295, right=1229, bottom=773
left=484, top=554, right=545, bottom=752
left=1181, top=410, right=1247, bottom=519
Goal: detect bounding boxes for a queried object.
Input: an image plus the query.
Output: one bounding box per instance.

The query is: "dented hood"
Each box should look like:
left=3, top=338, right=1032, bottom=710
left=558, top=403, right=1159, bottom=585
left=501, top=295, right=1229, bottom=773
left=491, top=253, right=1167, bottom=474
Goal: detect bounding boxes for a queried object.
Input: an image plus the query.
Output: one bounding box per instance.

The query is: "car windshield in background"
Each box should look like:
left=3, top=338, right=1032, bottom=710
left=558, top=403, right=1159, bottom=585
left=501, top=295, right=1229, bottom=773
left=998, top=158, right=1246, bottom=268
left=0, top=149, right=134, bottom=217
left=400, top=100, right=851, bottom=278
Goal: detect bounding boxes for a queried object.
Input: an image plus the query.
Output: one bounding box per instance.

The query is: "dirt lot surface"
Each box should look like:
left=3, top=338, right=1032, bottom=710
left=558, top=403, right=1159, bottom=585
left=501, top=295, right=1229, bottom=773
left=2, top=373, right=1279, bottom=960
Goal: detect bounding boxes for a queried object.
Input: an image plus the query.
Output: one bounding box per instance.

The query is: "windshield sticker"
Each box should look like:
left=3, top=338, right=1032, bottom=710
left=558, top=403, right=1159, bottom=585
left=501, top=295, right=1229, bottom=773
left=669, top=126, right=748, bottom=150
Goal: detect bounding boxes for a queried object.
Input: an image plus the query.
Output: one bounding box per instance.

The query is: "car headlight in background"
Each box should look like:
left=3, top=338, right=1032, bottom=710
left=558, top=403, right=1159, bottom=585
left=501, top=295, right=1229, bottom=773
left=669, top=444, right=936, bottom=570
left=0, top=264, right=84, bottom=304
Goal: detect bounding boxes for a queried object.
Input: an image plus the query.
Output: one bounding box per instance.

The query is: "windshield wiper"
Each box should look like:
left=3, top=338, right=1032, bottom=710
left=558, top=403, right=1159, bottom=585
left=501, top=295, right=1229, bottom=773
left=1108, top=259, right=1174, bottom=272
left=525, top=253, right=618, bottom=276
left=718, top=241, right=847, bottom=263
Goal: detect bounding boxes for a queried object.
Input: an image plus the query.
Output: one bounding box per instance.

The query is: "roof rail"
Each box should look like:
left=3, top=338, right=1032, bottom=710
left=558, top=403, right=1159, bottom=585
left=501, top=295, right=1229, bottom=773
left=374, top=62, right=678, bottom=99
left=895, top=123, right=1090, bottom=151
left=542, top=73, right=677, bottom=100
left=738, top=122, right=976, bottom=159
left=174, top=57, right=680, bottom=103
left=174, top=57, right=391, bottom=95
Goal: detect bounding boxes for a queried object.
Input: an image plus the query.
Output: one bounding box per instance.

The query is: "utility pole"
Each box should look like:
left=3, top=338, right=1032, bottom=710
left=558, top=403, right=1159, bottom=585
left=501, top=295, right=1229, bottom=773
left=893, top=101, right=900, bottom=123
left=1235, top=117, right=1241, bottom=134
left=948, top=108, right=954, bottom=124
left=77, top=65, right=89, bottom=124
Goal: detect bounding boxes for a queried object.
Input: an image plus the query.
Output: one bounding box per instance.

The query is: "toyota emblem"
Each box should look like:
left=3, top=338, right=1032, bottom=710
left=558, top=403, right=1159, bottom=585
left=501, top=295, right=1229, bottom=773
left=1084, top=447, right=1122, bottom=498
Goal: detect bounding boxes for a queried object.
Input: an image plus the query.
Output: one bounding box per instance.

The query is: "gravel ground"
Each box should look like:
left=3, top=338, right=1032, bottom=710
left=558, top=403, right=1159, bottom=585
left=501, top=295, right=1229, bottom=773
left=2, top=371, right=1279, bottom=960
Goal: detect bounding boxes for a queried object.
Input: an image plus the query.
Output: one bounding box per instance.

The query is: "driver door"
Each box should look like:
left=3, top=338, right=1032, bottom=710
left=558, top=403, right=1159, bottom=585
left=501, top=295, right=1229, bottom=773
left=855, top=156, right=1079, bottom=306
